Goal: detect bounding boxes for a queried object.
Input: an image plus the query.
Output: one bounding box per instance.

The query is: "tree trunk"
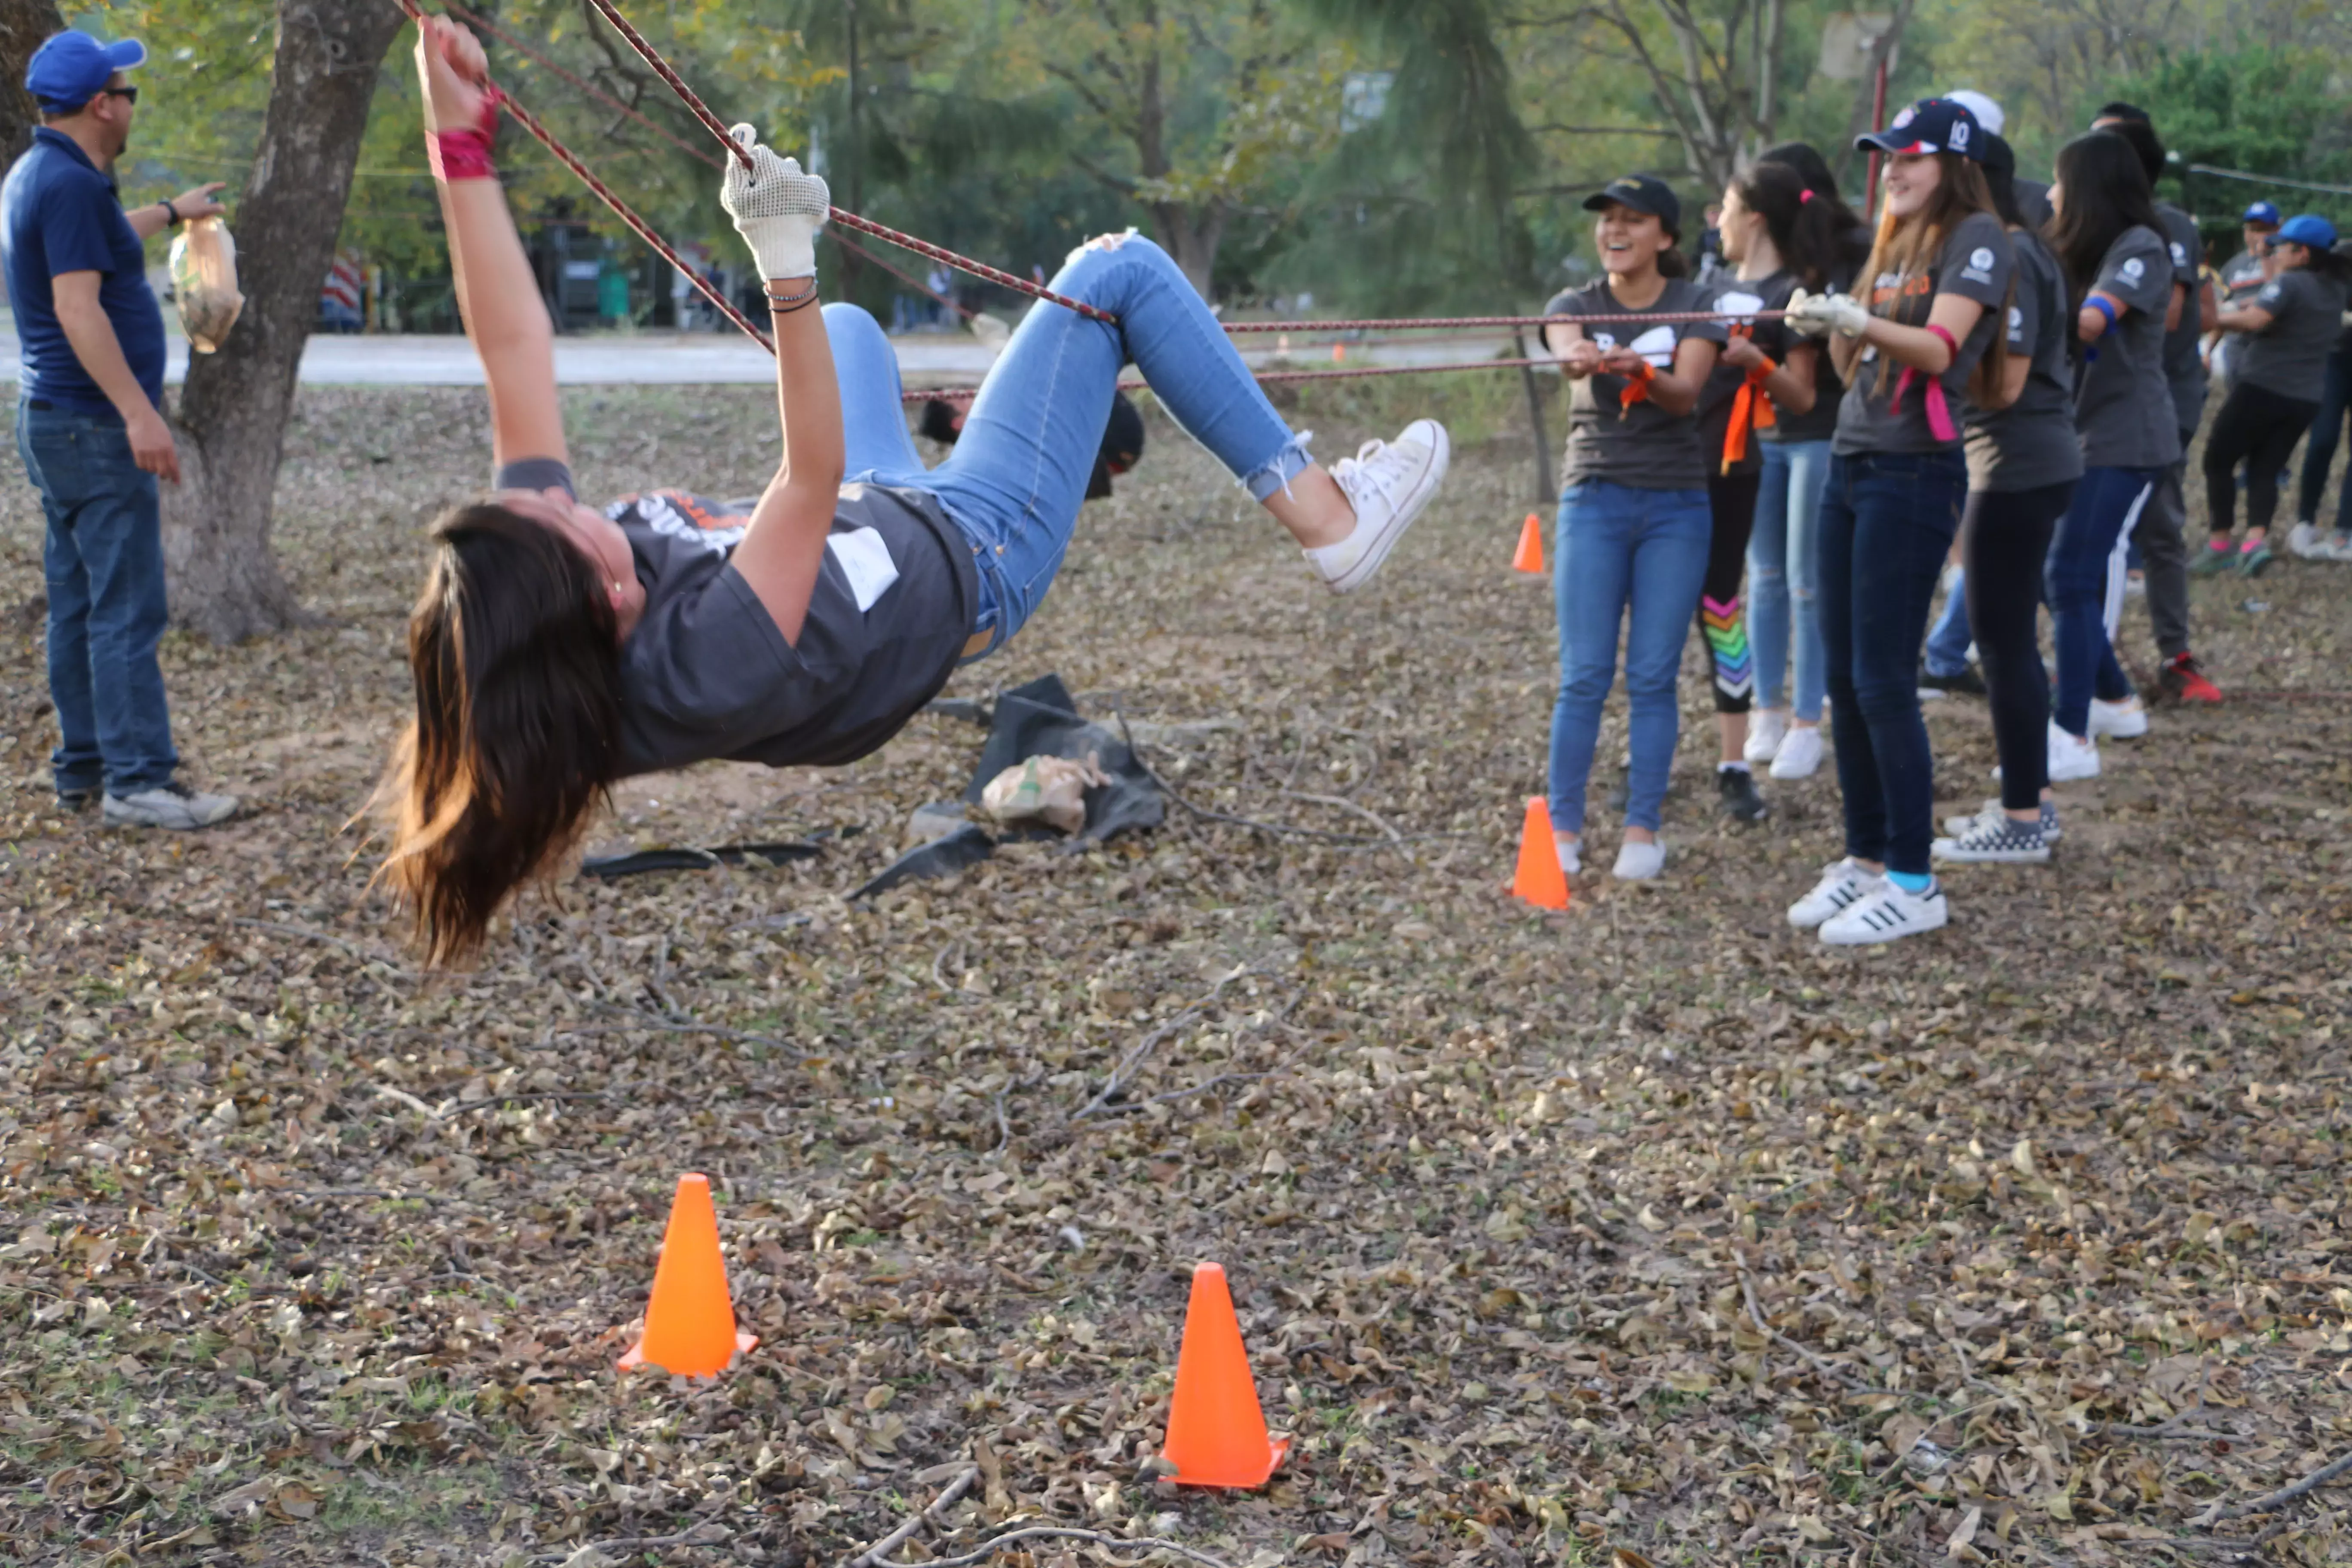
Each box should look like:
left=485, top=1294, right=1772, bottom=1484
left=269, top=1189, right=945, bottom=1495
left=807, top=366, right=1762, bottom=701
left=162, top=0, right=405, bottom=644
left=1150, top=201, right=1224, bottom=300
left=0, top=0, right=65, bottom=163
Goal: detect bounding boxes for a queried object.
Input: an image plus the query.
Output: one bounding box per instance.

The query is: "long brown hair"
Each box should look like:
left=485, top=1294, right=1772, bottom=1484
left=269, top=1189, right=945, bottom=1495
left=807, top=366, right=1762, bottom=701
left=370, top=502, right=624, bottom=965
left=1730, top=159, right=1848, bottom=290
left=1858, top=151, right=2011, bottom=404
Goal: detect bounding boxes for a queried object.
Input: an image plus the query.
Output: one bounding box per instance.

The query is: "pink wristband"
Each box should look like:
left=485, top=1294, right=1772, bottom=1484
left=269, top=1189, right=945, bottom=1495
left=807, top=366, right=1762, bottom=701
left=1924, top=322, right=1958, bottom=356
left=426, top=86, right=502, bottom=183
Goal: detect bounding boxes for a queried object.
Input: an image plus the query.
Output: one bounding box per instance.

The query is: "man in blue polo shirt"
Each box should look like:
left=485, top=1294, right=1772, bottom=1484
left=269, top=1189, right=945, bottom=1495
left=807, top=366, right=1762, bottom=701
left=3, top=28, right=238, bottom=829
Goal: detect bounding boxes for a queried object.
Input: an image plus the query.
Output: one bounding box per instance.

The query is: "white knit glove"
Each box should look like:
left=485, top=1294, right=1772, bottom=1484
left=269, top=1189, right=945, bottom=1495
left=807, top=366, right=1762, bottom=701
left=1786, top=288, right=1869, bottom=339
left=721, top=124, right=830, bottom=280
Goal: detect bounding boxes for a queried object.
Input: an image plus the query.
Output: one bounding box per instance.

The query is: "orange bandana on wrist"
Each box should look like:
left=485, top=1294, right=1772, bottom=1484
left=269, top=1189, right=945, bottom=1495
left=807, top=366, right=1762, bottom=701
left=1722, top=357, right=1779, bottom=472
left=1616, top=358, right=1658, bottom=419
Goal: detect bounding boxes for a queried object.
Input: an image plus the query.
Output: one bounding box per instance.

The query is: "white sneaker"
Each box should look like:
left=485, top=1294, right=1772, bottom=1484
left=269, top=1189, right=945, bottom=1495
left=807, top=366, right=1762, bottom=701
left=104, top=781, right=240, bottom=831
left=2047, top=721, right=2100, bottom=782
left=1788, top=858, right=1885, bottom=929
left=2317, top=532, right=2352, bottom=562
left=1308, top=419, right=1451, bottom=593
left=2088, top=695, right=2149, bottom=739
left=1768, top=724, right=1825, bottom=780
left=2287, top=521, right=2322, bottom=558
left=1819, top=880, right=1949, bottom=945
left=1744, top=708, right=1790, bottom=766
left=1612, top=837, right=1665, bottom=881
left=1555, top=834, right=1582, bottom=876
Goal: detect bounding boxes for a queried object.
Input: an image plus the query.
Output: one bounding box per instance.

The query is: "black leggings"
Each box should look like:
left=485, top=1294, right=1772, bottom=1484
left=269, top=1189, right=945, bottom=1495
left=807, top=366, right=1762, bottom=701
left=1964, top=480, right=2076, bottom=810
left=1699, top=471, right=1761, bottom=714
left=2204, top=380, right=2320, bottom=538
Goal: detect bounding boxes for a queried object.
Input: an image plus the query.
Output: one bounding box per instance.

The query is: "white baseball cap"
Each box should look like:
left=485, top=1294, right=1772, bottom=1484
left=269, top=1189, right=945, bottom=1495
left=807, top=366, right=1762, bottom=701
left=1945, top=90, right=2004, bottom=136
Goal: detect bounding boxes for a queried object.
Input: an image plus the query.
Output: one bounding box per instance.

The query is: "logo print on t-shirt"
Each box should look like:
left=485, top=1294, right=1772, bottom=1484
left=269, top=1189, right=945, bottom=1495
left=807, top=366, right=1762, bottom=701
left=614, top=490, right=752, bottom=554
left=1626, top=324, right=1678, bottom=368
left=2171, top=242, right=2190, bottom=265
left=2121, top=257, right=2146, bottom=282
left=2006, top=304, right=2024, bottom=344
left=1715, top=291, right=1764, bottom=323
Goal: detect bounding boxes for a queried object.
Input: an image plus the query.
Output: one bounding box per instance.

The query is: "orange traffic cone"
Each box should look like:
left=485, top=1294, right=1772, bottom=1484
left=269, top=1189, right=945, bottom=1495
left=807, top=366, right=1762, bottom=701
left=1511, top=797, right=1571, bottom=910
left=618, top=1174, right=757, bottom=1376
left=1332, top=342, right=1346, bottom=363
left=1512, top=512, right=1545, bottom=573
left=1162, top=1263, right=1289, bottom=1488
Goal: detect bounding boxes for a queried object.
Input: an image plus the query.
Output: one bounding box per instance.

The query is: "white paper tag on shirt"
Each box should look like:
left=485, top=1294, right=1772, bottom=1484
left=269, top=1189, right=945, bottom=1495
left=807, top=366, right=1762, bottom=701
left=827, top=526, right=900, bottom=612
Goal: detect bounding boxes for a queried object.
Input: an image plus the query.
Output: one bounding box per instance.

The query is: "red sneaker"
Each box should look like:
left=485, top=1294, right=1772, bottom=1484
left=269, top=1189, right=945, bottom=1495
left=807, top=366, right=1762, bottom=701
left=2155, top=652, right=2222, bottom=705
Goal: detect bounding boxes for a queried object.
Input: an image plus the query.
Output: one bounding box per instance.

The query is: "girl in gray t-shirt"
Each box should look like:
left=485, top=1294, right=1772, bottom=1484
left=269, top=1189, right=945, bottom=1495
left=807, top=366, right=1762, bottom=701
left=2198, top=214, right=2352, bottom=576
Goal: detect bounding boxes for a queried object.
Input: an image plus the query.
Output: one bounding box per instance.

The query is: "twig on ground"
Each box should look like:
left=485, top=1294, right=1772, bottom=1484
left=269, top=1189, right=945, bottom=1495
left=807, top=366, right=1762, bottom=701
left=1074, top=966, right=1271, bottom=1118
left=870, top=1525, right=1236, bottom=1568
left=1085, top=1060, right=1298, bottom=1116
left=932, top=938, right=969, bottom=995
left=228, top=917, right=402, bottom=968
left=531, top=1522, right=726, bottom=1563
left=851, top=1463, right=980, bottom=1566
left=1277, top=790, right=1404, bottom=842
left=1737, top=1262, right=1878, bottom=1394
left=373, top=1083, right=437, bottom=1119
left=2192, top=1446, right=2352, bottom=1528
left=433, top=1090, right=612, bottom=1119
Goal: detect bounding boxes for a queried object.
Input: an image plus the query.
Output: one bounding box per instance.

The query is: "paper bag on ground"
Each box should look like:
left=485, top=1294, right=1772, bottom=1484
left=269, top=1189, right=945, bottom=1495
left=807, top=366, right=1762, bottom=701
left=980, top=754, right=1109, bottom=835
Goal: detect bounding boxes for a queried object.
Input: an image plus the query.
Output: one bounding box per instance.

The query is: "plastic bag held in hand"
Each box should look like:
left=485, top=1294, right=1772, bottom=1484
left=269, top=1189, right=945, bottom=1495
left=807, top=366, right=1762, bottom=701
left=1786, top=288, right=1869, bottom=340
left=720, top=125, right=830, bottom=281
left=170, top=217, right=245, bottom=353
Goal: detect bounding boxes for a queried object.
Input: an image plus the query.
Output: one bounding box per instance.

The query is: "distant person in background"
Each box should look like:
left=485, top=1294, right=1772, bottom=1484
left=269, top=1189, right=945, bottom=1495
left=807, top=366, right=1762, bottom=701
left=2090, top=104, right=2220, bottom=705
left=2198, top=214, right=2352, bottom=575
left=2288, top=242, right=2352, bottom=560
left=1945, top=91, right=2049, bottom=225
left=2, top=28, right=239, bottom=830
left=2206, top=202, right=2279, bottom=386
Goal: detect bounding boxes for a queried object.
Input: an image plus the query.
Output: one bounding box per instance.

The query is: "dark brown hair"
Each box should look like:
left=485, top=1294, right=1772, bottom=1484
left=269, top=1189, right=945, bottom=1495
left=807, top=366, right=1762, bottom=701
left=1729, top=159, right=1848, bottom=289
left=371, top=502, right=624, bottom=965
left=1859, top=151, right=2012, bottom=404
left=2047, top=132, right=2164, bottom=300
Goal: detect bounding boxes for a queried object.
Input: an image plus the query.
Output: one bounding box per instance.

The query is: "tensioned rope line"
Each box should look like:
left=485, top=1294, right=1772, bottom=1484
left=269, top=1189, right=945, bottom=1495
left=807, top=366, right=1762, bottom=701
left=904, top=357, right=1556, bottom=405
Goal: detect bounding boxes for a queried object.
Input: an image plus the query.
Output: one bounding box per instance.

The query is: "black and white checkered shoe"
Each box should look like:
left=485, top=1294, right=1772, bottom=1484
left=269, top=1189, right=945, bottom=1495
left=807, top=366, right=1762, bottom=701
left=1942, top=798, right=2060, bottom=842
left=1932, top=812, right=2052, bottom=865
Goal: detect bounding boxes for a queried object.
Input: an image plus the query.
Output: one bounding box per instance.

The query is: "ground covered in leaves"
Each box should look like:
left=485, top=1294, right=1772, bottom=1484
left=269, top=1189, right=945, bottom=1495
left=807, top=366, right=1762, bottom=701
left=2, top=374, right=2349, bottom=1568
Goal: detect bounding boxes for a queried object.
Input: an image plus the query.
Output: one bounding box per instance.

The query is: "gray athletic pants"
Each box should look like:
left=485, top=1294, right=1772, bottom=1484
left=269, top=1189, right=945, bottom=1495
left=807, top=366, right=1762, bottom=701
left=2131, top=428, right=2195, bottom=663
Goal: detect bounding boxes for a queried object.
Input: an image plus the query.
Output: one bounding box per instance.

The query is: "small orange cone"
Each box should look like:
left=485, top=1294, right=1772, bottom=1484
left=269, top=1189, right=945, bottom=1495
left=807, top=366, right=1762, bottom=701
left=1162, top=1263, right=1289, bottom=1488
left=1512, top=512, right=1545, bottom=573
left=618, top=1174, right=757, bottom=1376
left=1332, top=342, right=1346, bottom=363
left=1511, top=797, right=1571, bottom=910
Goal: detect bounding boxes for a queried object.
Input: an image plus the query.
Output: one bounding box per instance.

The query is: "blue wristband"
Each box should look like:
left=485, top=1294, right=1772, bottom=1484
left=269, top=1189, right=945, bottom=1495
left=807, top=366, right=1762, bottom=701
left=2086, top=294, right=2119, bottom=329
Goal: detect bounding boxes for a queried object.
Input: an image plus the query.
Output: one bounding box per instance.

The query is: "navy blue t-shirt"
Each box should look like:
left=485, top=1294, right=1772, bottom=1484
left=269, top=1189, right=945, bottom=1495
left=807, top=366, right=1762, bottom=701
left=2, top=128, right=166, bottom=416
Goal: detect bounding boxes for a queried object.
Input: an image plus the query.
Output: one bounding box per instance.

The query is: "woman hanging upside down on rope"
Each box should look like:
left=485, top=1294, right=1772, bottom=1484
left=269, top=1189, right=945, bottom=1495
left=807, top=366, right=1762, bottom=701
left=377, top=17, right=1450, bottom=964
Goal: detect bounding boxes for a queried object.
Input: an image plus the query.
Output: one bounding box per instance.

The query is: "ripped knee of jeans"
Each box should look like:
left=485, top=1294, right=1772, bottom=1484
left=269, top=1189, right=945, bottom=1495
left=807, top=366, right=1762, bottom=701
left=1243, top=431, right=1316, bottom=503
left=1064, top=227, right=1143, bottom=269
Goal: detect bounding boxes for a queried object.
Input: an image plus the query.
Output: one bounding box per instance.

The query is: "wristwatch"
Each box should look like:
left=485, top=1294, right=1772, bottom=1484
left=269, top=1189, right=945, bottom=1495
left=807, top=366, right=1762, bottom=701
left=160, top=198, right=182, bottom=228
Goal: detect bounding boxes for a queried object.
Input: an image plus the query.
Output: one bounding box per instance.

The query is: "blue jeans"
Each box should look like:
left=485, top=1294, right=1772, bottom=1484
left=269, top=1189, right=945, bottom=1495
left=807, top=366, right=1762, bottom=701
left=823, top=232, right=1311, bottom=657
left=2297, top=344, right=2352, bottom=534
left=17, top=401, right=178, bottom=796
left=1817, top=450, right=1965, bottom=877
left=1749, top=439, right=1830, bottom=721
left=1924, top=566, right=1972, bottom=677
left=2046, top=466, right=2152, bottom=737
left=1547, top=480, right=1712, bottom=836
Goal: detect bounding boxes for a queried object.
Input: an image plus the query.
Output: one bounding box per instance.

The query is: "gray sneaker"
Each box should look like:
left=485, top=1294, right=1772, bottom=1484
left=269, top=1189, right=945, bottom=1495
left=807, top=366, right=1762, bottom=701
left=104, top=781, right=240, bottom=830
left=1942, top=798, right=2060, bottom=842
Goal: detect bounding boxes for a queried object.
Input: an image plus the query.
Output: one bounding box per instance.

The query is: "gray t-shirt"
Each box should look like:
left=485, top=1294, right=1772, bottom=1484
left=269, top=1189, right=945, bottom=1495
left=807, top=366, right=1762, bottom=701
left=1695, top=270, right=1799, bottom=477
left=2072, top=224, right=2180, bottom=469
left=1965, top=230, right=2082, bottom=493
left=2155, top=203, right=2206, bottom=432
left=1547, top=278, right=1729, bottom=490
left=2236, top=266, right=2349, bottom=403
left=1833, top=211, right=2015, bottom=456
left=492, top=458, right=978, bottom=777
left=2217, top=248, right=2268, bottom=307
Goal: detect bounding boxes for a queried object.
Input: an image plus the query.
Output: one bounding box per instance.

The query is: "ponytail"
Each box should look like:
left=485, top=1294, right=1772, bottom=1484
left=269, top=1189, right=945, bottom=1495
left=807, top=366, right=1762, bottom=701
left=1731, top=159, right=1847, bottom=289
left=1656, top=244, right=1690, bottom=280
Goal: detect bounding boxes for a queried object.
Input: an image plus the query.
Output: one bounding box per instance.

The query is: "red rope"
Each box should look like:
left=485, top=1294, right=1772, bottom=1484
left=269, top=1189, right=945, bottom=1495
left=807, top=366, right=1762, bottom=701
left=446, top=1, right=724, bottom=170
left=832, top=231, right=979, bottom=321
left=1226, top=311, right=1788, bottom=332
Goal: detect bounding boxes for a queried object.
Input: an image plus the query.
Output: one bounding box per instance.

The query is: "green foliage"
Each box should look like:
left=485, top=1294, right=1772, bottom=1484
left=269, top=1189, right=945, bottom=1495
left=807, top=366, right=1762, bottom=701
left=2105, top=47, right=2352, bottom=228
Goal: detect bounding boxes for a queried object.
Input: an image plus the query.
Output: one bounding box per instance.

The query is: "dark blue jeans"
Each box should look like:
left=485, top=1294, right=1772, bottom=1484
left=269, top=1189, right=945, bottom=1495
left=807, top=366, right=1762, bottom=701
left=1817, top=450, right=1965, bottom=876
left=2046, top=466, right=2153, bottom=738
left=16, top=401, right=178, bottom=796
left=2297, top=344, right=2352, bottom=534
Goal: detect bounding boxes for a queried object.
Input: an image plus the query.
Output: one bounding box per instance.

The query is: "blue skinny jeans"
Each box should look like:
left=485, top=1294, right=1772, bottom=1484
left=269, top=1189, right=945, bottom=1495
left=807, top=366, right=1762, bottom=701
left=1747, top=438, right=1830, bottom=721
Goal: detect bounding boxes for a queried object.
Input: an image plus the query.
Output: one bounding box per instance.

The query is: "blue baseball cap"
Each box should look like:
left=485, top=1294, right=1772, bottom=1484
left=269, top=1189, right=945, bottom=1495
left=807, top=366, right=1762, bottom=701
left=2276, top=214, right=2338, bottom=251
left=2241, top=201, right=2281, bottom=227
left=25, top=29, right=147, bottom=114
left=1857, top=98, right=1989, bottom=162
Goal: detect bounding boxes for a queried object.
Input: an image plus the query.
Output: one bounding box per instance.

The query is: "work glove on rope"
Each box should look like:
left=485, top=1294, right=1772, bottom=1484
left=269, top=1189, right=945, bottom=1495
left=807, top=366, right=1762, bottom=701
left=721, top=125, right=830, bottom=281
left=1786, top=287, right=1870, bottom=339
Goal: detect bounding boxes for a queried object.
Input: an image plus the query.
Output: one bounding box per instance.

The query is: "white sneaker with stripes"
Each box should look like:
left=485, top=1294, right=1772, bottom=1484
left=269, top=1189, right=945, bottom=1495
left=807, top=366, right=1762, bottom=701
left=1819, top=880, right=1949, bottom=946
left=1787, top=858, right=1886, bottom=929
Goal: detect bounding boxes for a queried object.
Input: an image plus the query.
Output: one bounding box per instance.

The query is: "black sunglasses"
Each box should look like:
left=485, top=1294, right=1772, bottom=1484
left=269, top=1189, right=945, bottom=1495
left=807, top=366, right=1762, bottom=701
left=100, top=85, right=138, bottom=104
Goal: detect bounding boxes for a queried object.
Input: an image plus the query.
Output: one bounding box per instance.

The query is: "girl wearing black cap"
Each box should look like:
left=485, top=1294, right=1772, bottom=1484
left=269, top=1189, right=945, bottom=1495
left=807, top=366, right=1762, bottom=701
left=1539, top=175, right=1727, bottom=882
left=1779, top=98, right=2013, bottom=945
left=1692, top=161, right=1841, bottom=821
left=2198, top=214, right=2352, bottom=576
left=1931, top=133, right=2077, bottom=865
left=2041, top=130, right=2177, bottom=778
